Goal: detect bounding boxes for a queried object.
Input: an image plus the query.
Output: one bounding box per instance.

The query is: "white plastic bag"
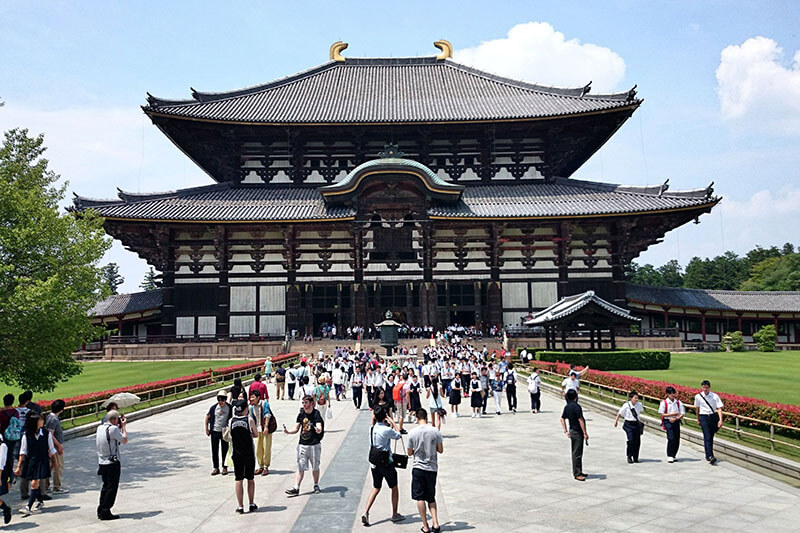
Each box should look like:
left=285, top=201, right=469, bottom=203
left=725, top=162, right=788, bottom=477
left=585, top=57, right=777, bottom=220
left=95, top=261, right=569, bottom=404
left=326, top=406, right=333, bottom=419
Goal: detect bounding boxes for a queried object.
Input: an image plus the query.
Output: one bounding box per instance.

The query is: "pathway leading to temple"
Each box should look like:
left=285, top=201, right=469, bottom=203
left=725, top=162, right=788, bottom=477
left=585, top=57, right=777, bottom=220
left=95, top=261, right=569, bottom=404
left=21, top=381, right=800, bottom=532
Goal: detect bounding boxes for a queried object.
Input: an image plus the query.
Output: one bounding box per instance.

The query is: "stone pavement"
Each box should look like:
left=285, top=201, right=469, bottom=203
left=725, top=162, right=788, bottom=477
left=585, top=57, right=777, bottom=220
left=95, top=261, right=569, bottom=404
left=15, top=381, right=800, bottom=532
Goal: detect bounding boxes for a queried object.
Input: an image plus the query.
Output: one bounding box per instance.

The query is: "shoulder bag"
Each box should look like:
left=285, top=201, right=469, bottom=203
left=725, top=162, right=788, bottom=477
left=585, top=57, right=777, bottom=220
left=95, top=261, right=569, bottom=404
left=699, top=394, right=721, bottom=433
left=392, top=435, right=409, bottom=469
left=629, top=402, right=645, bottom=435
left=368, top=425, right=391, bottom=467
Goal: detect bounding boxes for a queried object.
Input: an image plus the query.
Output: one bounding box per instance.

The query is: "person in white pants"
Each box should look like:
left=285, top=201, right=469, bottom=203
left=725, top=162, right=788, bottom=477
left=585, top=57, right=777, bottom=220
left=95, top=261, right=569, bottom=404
left=490, top=376, right=505, bottom=415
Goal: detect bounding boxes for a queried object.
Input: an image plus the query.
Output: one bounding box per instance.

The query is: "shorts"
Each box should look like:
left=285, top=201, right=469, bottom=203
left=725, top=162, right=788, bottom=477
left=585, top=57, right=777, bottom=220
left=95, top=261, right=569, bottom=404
left=371, top=464, right=398, bottom=489
left=233, top=454, right=255, bottom=481
left=297, top=443, right=322, bottom=472
left=398, top=402, right=407, bottom=420
left=411, top=467, right=437, bottom=503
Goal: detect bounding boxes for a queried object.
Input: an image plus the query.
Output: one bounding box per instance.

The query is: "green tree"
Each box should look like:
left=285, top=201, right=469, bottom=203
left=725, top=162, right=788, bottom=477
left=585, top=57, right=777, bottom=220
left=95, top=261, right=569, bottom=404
left=101, top=262, right=124, bottom=295
left=627, top=263, right=663, bottom=285
left=657, top=259, right=683, bottom=287
left=740, top=254, right=800, bottom=291
left=782, top=242, right=795, bottom=255
left=753, top=324, right=777, bottom=352
left=684, top=251, right=747, bottom=290
left=0, top=128, right=110, bottom=391
left=140, top=266, right=158, bottom=291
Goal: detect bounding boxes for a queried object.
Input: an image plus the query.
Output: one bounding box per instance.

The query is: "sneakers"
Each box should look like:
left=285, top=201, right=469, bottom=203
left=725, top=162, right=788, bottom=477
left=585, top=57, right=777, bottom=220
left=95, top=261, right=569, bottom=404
left=52, top=488, right=70, bottom=494
left=235, top=507, right=244, bottom=514
left=496, top=411, right=501, bottom=415
left=627, top=457, right=634, bottom=464
left=99, top=513, right=120, bottom=521
left=390, top=513, right=405, bottom=522
left=313, top=484, right=321, bottom=494
left=40, top=494, right=52, bottom=501
left=361, top=513, right=370, bottom=527
left=400, top=429, right=408, bottom=435
left=249, top=503, right=258, bottom=513
left=19, top=506, right=32, bottom=517
left=285, top=487, right=300, bottom=497
left=32, top=501, right=44, bottom=512
left=667, top=457, right=675, bottom=463
left=709, top=456, right=718, bottom=465
left=1, top=503, right=10, bottom=524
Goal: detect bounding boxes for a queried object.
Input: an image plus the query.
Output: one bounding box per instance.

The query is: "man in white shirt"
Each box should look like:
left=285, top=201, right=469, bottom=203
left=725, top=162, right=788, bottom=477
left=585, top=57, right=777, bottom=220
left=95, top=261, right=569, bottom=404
left=561, top=373, right=580, bottom=401
left=658, top=386, right=685, bottom=462
left=95, top=410, right=127, bottom=520
left=613, top=391, right=645, bottom=463
left=528, top=368, right=542, bottom=413
left=694, top=380, right=723, bottom=464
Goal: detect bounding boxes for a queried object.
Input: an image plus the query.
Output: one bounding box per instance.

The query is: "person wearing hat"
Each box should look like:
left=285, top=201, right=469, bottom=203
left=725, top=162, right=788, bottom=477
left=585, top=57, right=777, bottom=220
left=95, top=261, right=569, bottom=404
left=314, top=375, right=331, bottom=420
left=230, top=400, right=258, bottom=514
left=205, top=393, right=231, bottom=476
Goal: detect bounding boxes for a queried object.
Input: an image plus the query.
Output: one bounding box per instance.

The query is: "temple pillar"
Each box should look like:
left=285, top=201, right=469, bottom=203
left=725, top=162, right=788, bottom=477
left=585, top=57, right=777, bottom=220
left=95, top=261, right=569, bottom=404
left=215, top=228, right=230, bottom=338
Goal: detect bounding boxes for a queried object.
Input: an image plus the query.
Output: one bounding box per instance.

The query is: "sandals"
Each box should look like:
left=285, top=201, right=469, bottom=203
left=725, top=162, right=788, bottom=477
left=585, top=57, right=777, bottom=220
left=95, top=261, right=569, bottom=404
left=261, top=468, right=269, bottom=476
left=254, top=468, right=264, bottom=476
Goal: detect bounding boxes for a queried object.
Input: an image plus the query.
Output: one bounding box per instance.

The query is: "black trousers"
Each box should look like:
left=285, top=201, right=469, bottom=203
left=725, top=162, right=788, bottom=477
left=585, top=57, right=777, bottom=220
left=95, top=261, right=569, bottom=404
left=663, top=419, right=681, bottom=458
left=288, top=383, right=296, bottom=400
left=699, top=414, right=717, bottom=460
left=481, top=391, right=488, bottom=412
left=506, top=384, right=517, bottom=410
left=352, top=386, right=363, bottom=409
left=623, top=421, right=641, bottom=461
left=529, top=391, right=541, bottom=411
left=210, top=430, right=229, bottom=469
left=569, top=429, right=584, bottom=477
left=97, top=462, right=121, bottom=516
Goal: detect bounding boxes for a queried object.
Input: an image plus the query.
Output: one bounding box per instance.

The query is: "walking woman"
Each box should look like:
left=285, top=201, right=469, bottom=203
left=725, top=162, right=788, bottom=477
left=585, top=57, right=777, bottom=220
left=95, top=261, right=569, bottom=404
left=505, top=363, right=518, bottom=413
left=469, top=372, right=483, bottom=418
left=15, top=414, right=56, bottom=516
left=448, top=373, right=462, bottom=417
left=528, top=368, right=541, bottom=413
left=351, top=366, right=365, bottom=410
left=407, top=374, right=422, bottom=415
left=614, top=391, right=644, bottom=463
left=427, top=382, right=445, bottom=430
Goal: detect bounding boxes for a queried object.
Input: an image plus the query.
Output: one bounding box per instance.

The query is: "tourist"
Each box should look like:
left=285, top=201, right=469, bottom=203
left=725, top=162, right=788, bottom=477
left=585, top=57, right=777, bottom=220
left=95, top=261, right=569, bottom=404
left=490, top=371, right=505, bottom=415
left=275, top=363, right=287, bottom=400
left=440, top=362, right=454, bottom=396
left=694, top=380, right=724, bottom=465
left=295, top=361, right=310, bottom=387
left=16, top=392, right=41, bottom=501
left=229, top=378, right=245, bottom=403
left=205, top=393, right=231, bottom=476
left=15, top=414, right=56, bottom=516
left=614, top=391, right=644, bottom=464
left=264, top=357, right=273, bottom=383
left=448, top=372, right=462, bottom=417
left=393, top=373, right=409, bottom=433
left=248, top=390, right=270, bottom=476
left=249, top=374, right=268, bottom=401
left=0, top=434, right=11, bottom=524
left=43, top=399, right=67, bottom=494
left=361, top=405, right=404, bottom=527
left=372, top=388, right=393, bottom=423
left=469, top=372, right=483, bottom=418
left=479, top=367, right=490, bottom=414
left=0, top=395, right=20, bottom=495
left=287, top=363, right=298, bottom=400
left=314, top=376, right=331, bottom=419
left=95, top=409, right=127, bottom=520
left=332, top=364, right=346, bottom=401
left=561, top=372, right=580, bottom=401
left=560, top=389, right=588, bottom=481
left=298, top=376, right=316, bottom=407
left=569, top=363, right=590, bottom=378
left=284, top=395, right=324, bottom=496
left=408, top=373, right=423, bottom=415
left=528, top=367, right=541, bottom=413
left=351, top=366, right=365, bottom=410
left=407, top=408, right=443, bottom=533
left=384, top=373, right=397, bottom=415
left=229, top=400, right=258, bottom=514
left=658, top=386, right=685, bottom=463
left=505, top=363, right=518, bottom=413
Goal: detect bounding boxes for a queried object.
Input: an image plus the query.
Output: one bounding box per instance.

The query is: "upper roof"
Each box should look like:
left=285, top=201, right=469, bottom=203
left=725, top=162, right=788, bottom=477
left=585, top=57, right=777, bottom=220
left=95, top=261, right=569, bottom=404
left=525, top=290, right=640, bottom=325
left=144, top=57, right=640, bottom=125
left=90, top=290, right=162, bottom=318
left=626, top=284, right=800, bottom=313
left=72, top=177, right=717, bottom=222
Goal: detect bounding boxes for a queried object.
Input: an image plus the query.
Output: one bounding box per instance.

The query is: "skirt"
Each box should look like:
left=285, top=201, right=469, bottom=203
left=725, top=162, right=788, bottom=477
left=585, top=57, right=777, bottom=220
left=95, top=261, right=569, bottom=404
left=23, top=454, right=51, bottom=481
left=409, top=393, right=422, bottom=412
left=449, top=389, right=462, bottom=405
left=470, top=391, right=483, bottom=408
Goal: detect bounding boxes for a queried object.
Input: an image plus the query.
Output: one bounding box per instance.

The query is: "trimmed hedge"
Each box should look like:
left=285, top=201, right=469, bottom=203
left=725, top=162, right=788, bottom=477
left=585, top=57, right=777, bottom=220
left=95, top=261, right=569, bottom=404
left=537, top=350, right=670, bottom=371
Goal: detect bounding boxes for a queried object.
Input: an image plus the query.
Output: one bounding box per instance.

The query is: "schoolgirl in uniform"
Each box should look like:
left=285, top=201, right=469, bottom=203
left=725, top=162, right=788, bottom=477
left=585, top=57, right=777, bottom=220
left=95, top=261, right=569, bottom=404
left=470, top=372, right=483, bottom=418
left=449, top=374, right=462, bottom=417
left=15, top=414, right=56, bottom=516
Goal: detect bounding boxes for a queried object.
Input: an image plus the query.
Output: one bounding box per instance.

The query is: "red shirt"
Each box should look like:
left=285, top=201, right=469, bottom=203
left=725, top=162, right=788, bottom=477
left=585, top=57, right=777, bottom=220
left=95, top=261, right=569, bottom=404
left=249, top=380, right=268, bottom=400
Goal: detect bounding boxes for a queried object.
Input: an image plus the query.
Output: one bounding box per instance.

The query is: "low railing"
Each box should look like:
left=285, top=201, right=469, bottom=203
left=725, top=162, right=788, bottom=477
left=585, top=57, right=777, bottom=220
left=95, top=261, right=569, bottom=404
left=524, top=364, right=800, bottom=456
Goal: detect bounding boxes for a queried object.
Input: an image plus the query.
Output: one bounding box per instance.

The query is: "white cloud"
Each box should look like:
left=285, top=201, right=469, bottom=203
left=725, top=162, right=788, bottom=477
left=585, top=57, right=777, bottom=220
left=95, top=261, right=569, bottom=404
left=455, top=22, right=627, bottom=93
left=716, top=36, right=800, bottom=133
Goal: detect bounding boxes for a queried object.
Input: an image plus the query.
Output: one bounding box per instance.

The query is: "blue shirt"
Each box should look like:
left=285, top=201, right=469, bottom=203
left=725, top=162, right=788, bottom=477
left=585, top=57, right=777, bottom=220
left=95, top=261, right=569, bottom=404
left=370, top=423, right=401, bottom=467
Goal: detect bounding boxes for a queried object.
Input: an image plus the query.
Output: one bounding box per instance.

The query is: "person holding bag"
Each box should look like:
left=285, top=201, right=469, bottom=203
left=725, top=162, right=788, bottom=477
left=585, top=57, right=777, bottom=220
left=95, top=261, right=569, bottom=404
left=361, top=406, right=405, bottom=527
left=694, top=380, right=724, bottom=465
left=528, top=368, right=541, bottom=413
left=613, top=391, right=645, bottom=464
left=658, top=386, right=685, bottom=463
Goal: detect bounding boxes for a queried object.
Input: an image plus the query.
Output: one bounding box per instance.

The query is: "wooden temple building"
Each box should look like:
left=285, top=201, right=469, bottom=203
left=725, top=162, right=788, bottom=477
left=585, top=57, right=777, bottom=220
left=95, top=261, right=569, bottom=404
left=74, top=41, right=720, bottom=342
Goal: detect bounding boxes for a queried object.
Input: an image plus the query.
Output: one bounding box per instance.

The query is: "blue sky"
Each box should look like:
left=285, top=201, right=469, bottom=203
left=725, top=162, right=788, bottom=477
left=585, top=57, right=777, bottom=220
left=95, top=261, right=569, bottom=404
left=2, top=1, right=799, bottom=293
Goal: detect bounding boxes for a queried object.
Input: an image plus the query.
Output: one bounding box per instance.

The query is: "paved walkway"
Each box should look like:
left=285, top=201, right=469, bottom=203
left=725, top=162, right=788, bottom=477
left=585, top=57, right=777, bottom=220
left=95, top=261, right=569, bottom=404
left=16, top=381, right=800, bottom=532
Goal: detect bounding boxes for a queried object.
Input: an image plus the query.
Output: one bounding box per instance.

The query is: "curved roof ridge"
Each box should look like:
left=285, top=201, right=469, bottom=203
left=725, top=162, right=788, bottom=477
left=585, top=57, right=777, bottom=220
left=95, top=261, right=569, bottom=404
left=556, top=177, right=715, bottom=200
left=116, top=182, right=231, bottom=203
left=628, top=283, right=800, bottom=296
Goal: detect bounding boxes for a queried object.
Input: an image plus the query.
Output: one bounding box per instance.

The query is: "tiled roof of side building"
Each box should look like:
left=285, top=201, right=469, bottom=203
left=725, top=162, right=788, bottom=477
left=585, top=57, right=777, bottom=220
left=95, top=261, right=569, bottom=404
left=72, top=178, right=717, bottom=222
left=526, top=290, right=639, bottom=325
left=91, top=290, right=162, bottom=318
left=626, top=283, right=800, bottom=313
left=143, top=57, right=640, bottom=124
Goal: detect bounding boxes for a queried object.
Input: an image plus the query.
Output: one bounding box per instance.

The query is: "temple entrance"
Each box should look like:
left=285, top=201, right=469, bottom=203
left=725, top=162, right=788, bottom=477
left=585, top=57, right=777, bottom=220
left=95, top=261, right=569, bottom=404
left=449, top=310, right=475, bottom=327
left=313, top=312, right=337, bottom=336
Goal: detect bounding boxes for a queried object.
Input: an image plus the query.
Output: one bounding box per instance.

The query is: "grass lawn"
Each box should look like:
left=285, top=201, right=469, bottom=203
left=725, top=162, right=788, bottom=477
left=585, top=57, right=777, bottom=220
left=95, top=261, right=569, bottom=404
left=1, top=360, right=249, bottom=401
left=620, top=351, right=800, bottom=406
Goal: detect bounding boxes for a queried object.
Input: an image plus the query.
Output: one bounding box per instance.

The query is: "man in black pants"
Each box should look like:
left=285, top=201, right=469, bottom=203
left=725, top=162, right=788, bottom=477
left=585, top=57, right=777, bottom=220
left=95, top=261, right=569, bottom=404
left=505, top=363, right=518, bottom=413
left=95, top=410, right=127, bottom=520
left=560, top=390, right=588, bottom=481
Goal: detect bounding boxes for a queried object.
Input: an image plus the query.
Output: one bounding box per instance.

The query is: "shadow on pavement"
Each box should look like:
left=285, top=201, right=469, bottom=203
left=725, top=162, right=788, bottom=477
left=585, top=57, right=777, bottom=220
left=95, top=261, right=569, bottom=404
left=121, top=510, right=163, bottom=520
left=3, top=522, right=37, bottom=531
left=320, top=485, right=349, bottom=498
left=444, top=521, right=476, bottom=531
left=585, top=473, right=607, bottom=480
left=258, top=505, right=287, bottom=513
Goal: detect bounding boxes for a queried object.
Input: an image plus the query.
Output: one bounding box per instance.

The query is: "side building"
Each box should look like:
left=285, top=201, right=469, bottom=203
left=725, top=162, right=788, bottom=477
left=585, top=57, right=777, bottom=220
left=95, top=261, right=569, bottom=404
left=74, top=43, right=718, bottom=341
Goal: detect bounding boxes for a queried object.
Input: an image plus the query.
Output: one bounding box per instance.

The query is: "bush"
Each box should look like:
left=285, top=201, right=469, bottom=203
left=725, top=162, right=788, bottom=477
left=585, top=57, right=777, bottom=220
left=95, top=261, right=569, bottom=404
left=537, top=350, right=670, bottom=371
left=753, top=325, right=777, bottom=352
left=726, top=331, right=746, bottom=352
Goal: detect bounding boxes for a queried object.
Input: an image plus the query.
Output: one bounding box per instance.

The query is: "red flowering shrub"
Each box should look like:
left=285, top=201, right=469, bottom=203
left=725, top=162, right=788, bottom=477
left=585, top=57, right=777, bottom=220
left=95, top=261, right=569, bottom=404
left=210, top=360, right=266, bottom=376
left=530, top=359, right=800, bottom=430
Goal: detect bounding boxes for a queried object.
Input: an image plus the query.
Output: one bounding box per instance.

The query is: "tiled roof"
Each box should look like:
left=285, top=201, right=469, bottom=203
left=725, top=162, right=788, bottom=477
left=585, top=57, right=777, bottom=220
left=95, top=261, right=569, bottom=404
left=525, top=290, right=639, bottom=325
left=90, top=290, right=162, bottom=318
left=144, top=57, right=639, bottom=124
left=626, top=284, right=800, bottom=313
left=73, top=178, right=716, bottom=222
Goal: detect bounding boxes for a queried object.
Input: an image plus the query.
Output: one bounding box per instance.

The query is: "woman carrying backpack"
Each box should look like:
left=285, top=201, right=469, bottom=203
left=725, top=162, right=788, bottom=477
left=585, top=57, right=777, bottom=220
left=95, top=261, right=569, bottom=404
left=314, top=376, right=331, bottom=420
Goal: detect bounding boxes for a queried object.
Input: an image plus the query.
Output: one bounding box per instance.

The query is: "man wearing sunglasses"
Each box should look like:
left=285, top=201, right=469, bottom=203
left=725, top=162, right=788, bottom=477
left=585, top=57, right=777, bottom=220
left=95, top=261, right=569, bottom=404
left=284, top=395, right=324, bottom=496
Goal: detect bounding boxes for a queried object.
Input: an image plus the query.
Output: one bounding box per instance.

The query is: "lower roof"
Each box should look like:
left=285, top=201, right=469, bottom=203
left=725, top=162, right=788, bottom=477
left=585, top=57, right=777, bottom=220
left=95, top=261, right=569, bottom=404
left=626, top=284, right=800, bottom=313
left=90, top=290, right=162, bottom=318
left=73, top=177, right=716, bottom=223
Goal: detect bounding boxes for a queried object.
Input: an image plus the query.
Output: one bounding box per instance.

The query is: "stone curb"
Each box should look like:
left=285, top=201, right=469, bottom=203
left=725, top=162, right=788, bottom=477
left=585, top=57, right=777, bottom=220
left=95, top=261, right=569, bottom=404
left=529, top=376, right=800, bottom=480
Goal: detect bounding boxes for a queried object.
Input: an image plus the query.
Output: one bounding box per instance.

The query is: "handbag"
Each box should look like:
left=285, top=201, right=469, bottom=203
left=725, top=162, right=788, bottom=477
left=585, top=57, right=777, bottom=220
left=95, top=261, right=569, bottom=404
left=368, top=425, right=391, bottom=467
left=629, top=402, right=645, bottom=435
left=267, top=411, right=278, bottom=434
left=392, top=436, right=409, bottom=469
left=222, top=426, right=232, bottom=443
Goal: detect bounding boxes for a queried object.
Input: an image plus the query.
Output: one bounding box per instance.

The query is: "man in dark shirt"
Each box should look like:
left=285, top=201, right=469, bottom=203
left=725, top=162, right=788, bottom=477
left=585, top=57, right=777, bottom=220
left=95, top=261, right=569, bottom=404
left=560, top=389, right=589, bottom=481
left=284, top=395, right=324, bottom=496
left=275, top=364, right=287, bottom=400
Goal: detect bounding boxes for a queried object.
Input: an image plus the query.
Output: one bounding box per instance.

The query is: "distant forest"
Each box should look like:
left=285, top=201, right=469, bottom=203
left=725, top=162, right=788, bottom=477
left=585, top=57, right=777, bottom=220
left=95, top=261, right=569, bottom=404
left=626, top=243, right=800, bottom=291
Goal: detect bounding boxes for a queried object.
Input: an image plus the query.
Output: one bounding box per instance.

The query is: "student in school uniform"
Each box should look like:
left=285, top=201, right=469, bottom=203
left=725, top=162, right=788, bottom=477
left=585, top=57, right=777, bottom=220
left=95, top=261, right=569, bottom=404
left=528, top=368, right=541, bottom=413
left=658, top=386, right=685, bottom=463
left=694, top=380, right=724, bottom=465
left=613, top=391, right=644, bottom=464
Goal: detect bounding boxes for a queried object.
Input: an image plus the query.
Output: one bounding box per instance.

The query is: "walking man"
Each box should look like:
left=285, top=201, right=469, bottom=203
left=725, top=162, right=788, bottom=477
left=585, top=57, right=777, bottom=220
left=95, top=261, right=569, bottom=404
left=44, top=399, right=67, bottom=494
left=275, top=363, right=286, bottom=400
left=95, top=410, right=127, bottom=520
left=561, top=372, right=580, bottom=402
left=284, top=395, right=324, bottom=496
left=694, top=380, right=723, bottom=464
left=230, top=400, right=258, bottom=513
left=528, top=368, right=541, bottom=413
left=407, top=408, right=443, bottom=533
left=613, top=391, right=644, bottom=464
left=560, top=389, right=588, bottom=481
left=505, top=363, right=518, bottom=413
left=287, top=363, right=298, bottom=400
left=658, top=386, right=685, bottom=463
left=361, top=406, right=405, bottom=527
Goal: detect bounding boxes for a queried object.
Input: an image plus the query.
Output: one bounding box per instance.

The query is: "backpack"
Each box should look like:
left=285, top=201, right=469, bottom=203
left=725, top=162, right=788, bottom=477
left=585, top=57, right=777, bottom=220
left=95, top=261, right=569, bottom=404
left=4, top=415, right=22, bottom=441
left=392, top=382, right=404, bottom=403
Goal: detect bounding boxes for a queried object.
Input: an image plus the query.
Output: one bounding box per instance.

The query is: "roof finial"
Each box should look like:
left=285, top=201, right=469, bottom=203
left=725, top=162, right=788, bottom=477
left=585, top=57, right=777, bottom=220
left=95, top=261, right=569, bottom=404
left=329, top=41, right=348, bottom=62
left=434, top=39, right=453, bottom=60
